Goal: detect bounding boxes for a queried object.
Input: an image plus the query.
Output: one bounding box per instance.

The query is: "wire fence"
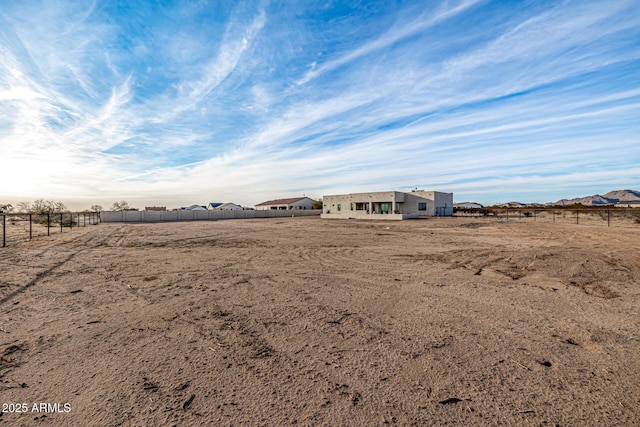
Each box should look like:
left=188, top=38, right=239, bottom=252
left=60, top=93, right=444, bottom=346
left=4, top=207, right=637, bottom=246
left=1, top=212, right=101, bottom=247
left=453, top=207, right=640, bottom=228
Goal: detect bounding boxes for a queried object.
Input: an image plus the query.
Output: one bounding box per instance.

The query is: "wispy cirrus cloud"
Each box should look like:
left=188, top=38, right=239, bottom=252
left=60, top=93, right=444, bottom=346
left=0, top=0, right=638, bottom=209
left=296, top=0, right=485, bottom=85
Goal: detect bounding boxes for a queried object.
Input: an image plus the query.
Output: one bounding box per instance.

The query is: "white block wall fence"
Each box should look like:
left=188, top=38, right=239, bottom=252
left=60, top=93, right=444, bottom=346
left=100, top=209, right=322, bottom=222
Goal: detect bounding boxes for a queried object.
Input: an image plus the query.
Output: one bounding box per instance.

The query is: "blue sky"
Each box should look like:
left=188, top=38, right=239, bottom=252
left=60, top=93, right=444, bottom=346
left=1, top=0, right=639, bottom=210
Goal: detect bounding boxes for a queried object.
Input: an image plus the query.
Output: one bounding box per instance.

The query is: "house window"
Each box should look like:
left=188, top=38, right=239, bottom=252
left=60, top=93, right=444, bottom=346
left=418, top=202, right=427, bottom=211
left=337, top=204, right=341, bottom=211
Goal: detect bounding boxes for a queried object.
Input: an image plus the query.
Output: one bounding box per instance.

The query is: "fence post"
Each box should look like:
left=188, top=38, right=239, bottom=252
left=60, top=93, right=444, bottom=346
left=47, top=213, right=50, bottom=236
left=29, top=214, right=32, bottom=240
left=576, top=209, right=579, bottom=225
left=60, top=213, right=63, bottom=232
left=608, top=210, right=610, bottom=228
left=2, top=214, right=5, bottom=248
left=553, top=210, right=555, bottom=223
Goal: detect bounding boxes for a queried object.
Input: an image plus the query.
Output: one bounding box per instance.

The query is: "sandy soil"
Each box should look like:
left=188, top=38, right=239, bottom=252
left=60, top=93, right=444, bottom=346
left=0, top=217, right=638, bottom=426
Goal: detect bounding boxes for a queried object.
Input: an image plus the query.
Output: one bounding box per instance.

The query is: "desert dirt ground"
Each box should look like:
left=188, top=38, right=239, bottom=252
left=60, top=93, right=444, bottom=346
left=0, top=216, right=638, bottom=426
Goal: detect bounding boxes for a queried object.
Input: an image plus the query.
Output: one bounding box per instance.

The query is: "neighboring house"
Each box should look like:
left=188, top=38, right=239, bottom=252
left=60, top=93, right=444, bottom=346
left=498, top=202, right=526, bottom=208
left=207, top=202, right=223, bottom=210
left=321, top=190, right=453, bottom=220
left=615, top=200, right=640, bottom=208
left=211, top=202, right=244, bottom=210
left=255, top=197, right=315, bottom=210
left=180, top=205, right=207, bottom=211
left=454, top=202, right=483, bottom=209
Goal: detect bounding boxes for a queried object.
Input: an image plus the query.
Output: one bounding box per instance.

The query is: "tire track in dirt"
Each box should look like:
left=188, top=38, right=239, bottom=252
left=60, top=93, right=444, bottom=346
left=395, top=245, right=636, bottom=299
left=0, top=225, right=126, bottom=306
left=202, top=259, right=438, bottom=423
left=0, top=341, right=29, bottom=389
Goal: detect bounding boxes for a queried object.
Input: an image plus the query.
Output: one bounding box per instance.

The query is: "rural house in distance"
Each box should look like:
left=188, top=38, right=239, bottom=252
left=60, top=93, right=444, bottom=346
left=255, top=197, right=315, bottom=210
left=454, top=202, right=483, bottom=209
left=207, top=202, right=245, bottom=210
left=211, top=202, right=245, bottom=210
left=180, top=204, right=207, bottom=211
left=321, top=190, right=453, bottom=220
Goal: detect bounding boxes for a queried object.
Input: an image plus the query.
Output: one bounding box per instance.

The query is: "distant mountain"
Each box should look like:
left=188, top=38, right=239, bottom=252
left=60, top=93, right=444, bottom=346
left=552, top=189, right=640, bottom=206
left=603, top=189, right=640, bottom=202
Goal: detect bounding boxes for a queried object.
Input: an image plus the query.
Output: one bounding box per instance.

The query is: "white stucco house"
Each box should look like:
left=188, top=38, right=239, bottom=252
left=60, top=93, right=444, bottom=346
left=212, top=202, right=244, bottom=210
left=615, top=200, right=640, bottom=208
left=498, top=202, right=526, bottom=208
left=321, top=190, right=453, bottom=220
left=255, top=197, right=315, bottom=210
left=454, top=202, right=483, bottom=209
left=181, top=204, right=207, bottom=211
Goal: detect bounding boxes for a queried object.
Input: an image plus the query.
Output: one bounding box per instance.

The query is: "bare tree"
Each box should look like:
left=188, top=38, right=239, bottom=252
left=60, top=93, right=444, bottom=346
left=90, top=204, right=103, bottom=212
left=111, top=201, right=134, bottom=211
left=0, top=203, right=13, bottom=213
left=16, top=201, right=31, bottom=213
left=53, top=201, right=67, bottom=213
left=24, top=199, right=68, bottom=215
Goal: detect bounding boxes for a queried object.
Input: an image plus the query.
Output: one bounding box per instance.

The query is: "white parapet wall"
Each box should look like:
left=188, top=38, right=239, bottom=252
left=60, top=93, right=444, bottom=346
left=100, top=209, right=322, bottom=222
